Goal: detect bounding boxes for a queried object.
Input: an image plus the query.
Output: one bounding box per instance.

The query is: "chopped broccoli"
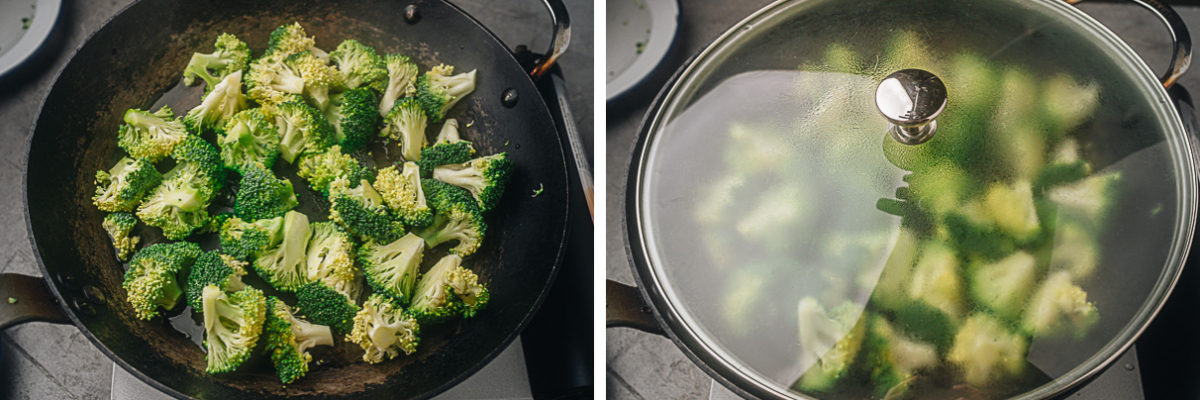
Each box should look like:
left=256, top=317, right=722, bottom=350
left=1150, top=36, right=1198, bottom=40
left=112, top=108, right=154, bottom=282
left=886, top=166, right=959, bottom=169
left=419, top=121, right=476, bottom=177
left=233, top=163, right=298, bottom=220
left=944, top=202, right=1018, bottom=260
left=435, top=118, right=463, bottom=143
left=169, top=135, right=226, bottom=192
left=182, top=33, right=250, bottom=89
left=1034, top=139, right=1091, bottom=192
left=324, top=87, right=379, bottom=152
left=306, top=222, right=358, bottom=300
left=433, top=153, right=513, bottom=212
left=947, top=313, right=1029, bottom=387
left=252, top=211, right=312, bottom=292
left=983, top=180, right=1040, bottom=242
left=1021, top=271, right=1098, bottom=338
left=375, top=162, right=433, bottom=227
left=329, top=177, right=405, bottom=243
left=1043, top=73, right=1100, bottom=134
left=968, top=252, right=1038, bottom=321
left=264, top=22, right=327, bottom=61
left=219, top=215, right=283, bottom=261
left=902, top=164, right=973, bottom=218
left=271, top=100, right=335, bottom=164
left=93, top=157, right=162, bottom=212
left=296, top=145, right=373, bottom=195
left=907, top=242, right=964, bottom=321
left=415, top=64, right=477, bottom=122
left=264, top=297, right=334, bottom=384
left=348, top=294, right=420, bottom=363
left=186, top=251, right=248, bottom=310
left=289, top=51, right=345, bottom=112
left=295, top=281, right=360, bottom=335
left=102, top=212, right=140, bottom=261
left=122, top=242, right=202, bottom=320
left=734, top=182, right=810, bottom=249
left=408, top=254, right=488, bottom=323
left=246, top=52, right=306, bottom=105
left=793, top=298, right=864, bottom=393
left=219, top=108, right=280, bottom=172
left=136, top=168, right=214, bottom=240
left=329, top=39, right=386, bottom=90
left=380, top=97, right=428, bottom=161
left=1049, top=220, right=1099, bottom=279
left=1048, top=172, right=1122, bottom=228
left=359, top=233, right=425, bottom=304
left=868, top=230, right=920, bottom=309
left=201, top=285, right=267, bottom=374
left=377, top=54, right=419, bottom=117
left=184, top=70, right=248, bottom=134
left=118, top=106, right=190, bottom=162
left=417, top=179, right=486, bottom=256
left=860, top=316, right=938, bottom=398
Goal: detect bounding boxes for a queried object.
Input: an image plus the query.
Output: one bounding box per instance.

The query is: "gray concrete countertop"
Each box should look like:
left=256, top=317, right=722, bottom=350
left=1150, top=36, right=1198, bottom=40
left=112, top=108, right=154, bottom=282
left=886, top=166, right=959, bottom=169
left=0, top=1, right=592, bottom=399
left=605, top=1, right=1200, bottom=399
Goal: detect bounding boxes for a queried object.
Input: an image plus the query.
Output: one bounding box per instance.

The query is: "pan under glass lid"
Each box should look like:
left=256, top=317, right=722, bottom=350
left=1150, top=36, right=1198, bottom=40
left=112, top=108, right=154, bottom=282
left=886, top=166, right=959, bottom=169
left=633, top=0, right=1195, bottom=398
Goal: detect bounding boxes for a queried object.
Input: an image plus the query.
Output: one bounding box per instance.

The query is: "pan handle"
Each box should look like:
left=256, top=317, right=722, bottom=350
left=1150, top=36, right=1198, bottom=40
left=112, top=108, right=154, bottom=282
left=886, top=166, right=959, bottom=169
left=0, top=273, right=69, bottom=330
left=606, top=279, right=664, bottom=335
left=529, top=0, right=571, bottom=80
left=1066, top=0, right=1191, bottom=88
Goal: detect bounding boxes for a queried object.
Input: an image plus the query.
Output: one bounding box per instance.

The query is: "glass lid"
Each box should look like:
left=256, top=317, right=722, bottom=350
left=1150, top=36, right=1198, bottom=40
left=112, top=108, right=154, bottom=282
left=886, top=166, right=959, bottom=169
left=631, top=0, right=1195, bottom=398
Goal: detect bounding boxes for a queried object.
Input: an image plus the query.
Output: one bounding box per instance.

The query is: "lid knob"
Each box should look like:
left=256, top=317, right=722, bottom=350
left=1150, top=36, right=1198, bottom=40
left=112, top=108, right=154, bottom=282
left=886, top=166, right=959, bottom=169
left=876, top=69, right=947, bottom=145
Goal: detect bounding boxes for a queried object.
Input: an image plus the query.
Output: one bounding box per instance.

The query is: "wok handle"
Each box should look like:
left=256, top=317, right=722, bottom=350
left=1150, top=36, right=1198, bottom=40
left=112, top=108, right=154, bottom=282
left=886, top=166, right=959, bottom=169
left=1067, top=0, right=1191, bottom=88
left=606, top=279, right=664, bottom=335
left=529, top=0, right=571, bottom=80
left=0, top=273, right=69, bottom=330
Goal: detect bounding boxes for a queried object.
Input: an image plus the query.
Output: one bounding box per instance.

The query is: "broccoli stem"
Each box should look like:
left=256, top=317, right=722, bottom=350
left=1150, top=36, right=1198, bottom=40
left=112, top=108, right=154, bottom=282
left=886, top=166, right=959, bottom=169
left=157, top=278, right=183, bottom=310
left=164, top=187, right=204, bottom=212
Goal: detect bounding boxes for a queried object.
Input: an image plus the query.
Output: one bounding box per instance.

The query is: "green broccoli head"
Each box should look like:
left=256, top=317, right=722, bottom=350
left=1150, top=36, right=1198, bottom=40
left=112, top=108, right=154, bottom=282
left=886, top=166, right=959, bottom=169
left=136, top=168, right=214, bottom=240
left=1047, top=171, right=1122, bottom=229
left=184, top=70, right=248, bottom=134
left=170, top=135, right=226, bottom=192
left=182, top=33, right=250, bottom=89
left=219, top=215, right=283, bottom=261
left=324, top=87, right=379, bottom=152
left=1021, top=271, right=1098, bottom=338
left=408, top=254, right=489, bottom=324
left=118, top=106, right=190, bottom=162
left=271, top=100, right=335, bottom=164
left=94, top=157, right=162, bottom=212
left=306, top=222, right=358, bottom=301
left=247, top=52, right=306, bottom=105
left=348, top=294, right=420, bottom=363
left=122, top=242, right=202, bottom=320
left=432, top=153, right=513, bottom=212
left=860, top=316, right=938, bottom=398
left=253, top=211, right=312, bottom=292
left=102, top=212, right=140, bottom=261
left=288, top=51, right=345, bottom=112
left=265, top=22, right=327, bottom=60
left=359, top=233, right=425, bottom=304
left=377, top=54, right=419, bottom=117
left=264, top=296, right=334, bottom=384
left=947, top=313, right=1029, bottom=388
left=202, top=285, right=267, bottom=374
left=329, top=177, right=405, bottom=243
left=417, top=179, right=486, bottom=256
left=296, top=145, right=373, bottom=196
left=418, top=141, right=476, bottom=178
left=792, top=298, right=864, bottom=394
left=219, top=108, right=280, bottom=172
left=233, top=163, right=298, bottom=220
left=381, top=97, right=428, bottom=162
left=375, top=163, right=433, bottom=228
left=295, top=281, right=360, bottom=335
left=967, top=252, right=1038, bottom=322
left=186, top=251, right=248, bottom=311
left=330, top=39, right=386, bottom=90
left=415, top=64, right=477, bottom=122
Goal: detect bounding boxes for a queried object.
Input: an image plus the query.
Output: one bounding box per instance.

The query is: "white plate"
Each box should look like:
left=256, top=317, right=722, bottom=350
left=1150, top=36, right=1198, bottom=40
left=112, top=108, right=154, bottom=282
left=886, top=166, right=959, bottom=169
left=0, top=0, right=61, bottom=79
left=606, top=0, right=678, bottom=103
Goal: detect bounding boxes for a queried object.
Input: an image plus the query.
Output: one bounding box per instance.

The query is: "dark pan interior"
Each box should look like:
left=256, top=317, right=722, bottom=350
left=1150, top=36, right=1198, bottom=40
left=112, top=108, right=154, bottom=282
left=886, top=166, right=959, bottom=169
left=23, top=0, right=569, bottom=398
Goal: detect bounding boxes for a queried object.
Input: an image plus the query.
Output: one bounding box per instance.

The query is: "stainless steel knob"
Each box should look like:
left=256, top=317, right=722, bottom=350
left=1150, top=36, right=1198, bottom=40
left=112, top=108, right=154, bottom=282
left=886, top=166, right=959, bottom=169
left=876, top=69, right=947, bottom=145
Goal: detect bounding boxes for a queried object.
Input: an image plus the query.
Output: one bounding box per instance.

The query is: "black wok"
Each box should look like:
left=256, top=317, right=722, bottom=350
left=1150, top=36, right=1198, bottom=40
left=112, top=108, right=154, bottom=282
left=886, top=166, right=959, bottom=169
left=7, top=0, right=571, bottom=398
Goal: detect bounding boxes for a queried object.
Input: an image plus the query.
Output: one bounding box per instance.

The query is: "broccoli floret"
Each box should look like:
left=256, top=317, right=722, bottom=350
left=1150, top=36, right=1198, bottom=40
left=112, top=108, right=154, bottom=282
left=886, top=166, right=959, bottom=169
left=288, top=51, right=344, bottom=112
left=348, top=294, right=420, bottom=363
left=184, top=70, right=248, bottom=134
left=1034, top=139, right=1091, bottom=192
left=170, top=135, right=226, bottom=192
left=219, top=215, right=283, bottom=261
left=408, top=254, right=488, bottom=323
left=122, top=242, right=202, bottom=320
left=377, top=54, right=419, bottom=117
left=296, top=145, right=373, bottom=195
left=329, top=177, right=405, bottom=243
left=380, top=97, right=428, bottom=162
left=201, top=285, right=267, bottom=374
left=246, top=52, right=306, bottom=105
left=1049, top=221, right=1099, bottom=279
left=375, top=163, right=433, bottom=227
left=324, top=87, right=379, bottom=152
left=1021, top=271, right=1098, bottom=338
left=264, top=22, right=327, bottom=60
left=264, top=297, right=334, bottom=384
left=907, top=242, right=964, bottom=321
left=196, top=212, right=233, bottom=235
left=182, top=33, right=250, bottom=89
left=271, top=100, right=335, bottom=164
left=947, top=313, right=1029, bottom=387
left=433, top=153, right=513, bottom=212
left=419, top=142, right=476, bottom=179
left=414, top=64, right=476, bottom=122
left=330, top=40, right=386, bottom=90
left=1043, top=74, right=1100, bottom=133
left=306, top=222, right=358, bottom=300
left=1048, top=172, right=1122, bottom=228
left=253, top=211, right=312, bottom=292
left=416, top=179, right=486, bottom=256
left=860, top=316, right=938, bottom=398
left=359, top=233, right=425, bottom=304
left=94, top=157, right=162, bottom=212
left=295, top=281, right=360, bottom=335
left=233, top=163, right=298, bottom=220
left=983, top=180, right=1040, bottom=242
left=793, top=298, right=864, bottom=393
left=136, top=168, right=214, bottom=240
left=186, top=251, right=248, bottom=310
left=219, top=108, right=280, bottom=172
left=968, top=252, right=1038, bottom=321
left=103, top=212, right=140, bottom=261
left=118, top=106, right=190, bottom=161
